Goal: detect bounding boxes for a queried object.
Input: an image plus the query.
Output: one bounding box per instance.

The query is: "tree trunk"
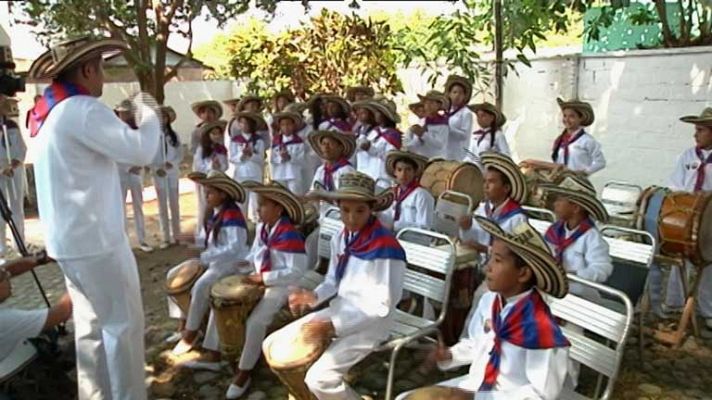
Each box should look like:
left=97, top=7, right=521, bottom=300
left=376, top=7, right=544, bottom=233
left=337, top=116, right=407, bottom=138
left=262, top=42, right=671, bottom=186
left=494, top=0, right=504, bottom=109
left=654, top=0, right=679, bottom=47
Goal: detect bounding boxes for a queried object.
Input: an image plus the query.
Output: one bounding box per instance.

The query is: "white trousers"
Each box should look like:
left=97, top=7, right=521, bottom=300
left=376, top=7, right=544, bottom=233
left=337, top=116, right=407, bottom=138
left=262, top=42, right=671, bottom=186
left=240, top=191, right=259, bottom=224
left=153, top=172, right=180, bottom=243
left=273, top=179, right=304, bottom=196
left=194, top=183, right=207, bottom=236
left=121, top=173, right=146, bottom=243
left=659, top=262, right=712, bottom=318
left=204, top=286, right=289, bottom=370
left=58, top=243, right=146, bottom=400
left=166, top=261, right=241, bottom=331
left=0, top=171, right=24, bottom=255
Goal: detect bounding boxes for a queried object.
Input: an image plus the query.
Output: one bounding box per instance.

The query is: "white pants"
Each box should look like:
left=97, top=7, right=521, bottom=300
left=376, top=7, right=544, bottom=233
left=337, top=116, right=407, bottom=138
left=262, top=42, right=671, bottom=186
left=273, top=179, right=304, bottom=196
left=0, top=171, right=24, bottom=255
left=58, top=243, right=146, bottom=400
left=661, top=262, right=712, bottom=318
left=194, top=183, right=207, bottom=236
left=267, top=308, right=387, bottom=400
left=166, top=261, right=241, bottom=331
left=234, top=175, right=261, bottom=224
left=121, top=173, right=146, bottom=244
left=153, top=172, right=180, bottom=243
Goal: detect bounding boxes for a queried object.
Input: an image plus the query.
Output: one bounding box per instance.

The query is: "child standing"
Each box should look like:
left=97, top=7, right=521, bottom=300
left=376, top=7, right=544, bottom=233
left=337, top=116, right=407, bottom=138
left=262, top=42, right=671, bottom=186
left=193, top=120, right=229, bottom=236
left=229, top=112, right=267, bottom=223
left=444, top=75, right=474, bottom=161
left=271, top=109, right=307, bottom=195
left=405, top=90, right=450, bottom=160
left=466, top=102, right=510, bottom=165
left=355, top=98, right=403, bottom=191
left=190, top=100, right=223, bottom=155
left=308, top=130, right=357, bottom=218
left=380, top=150, right=434, bottom=232
left=318, top=94, right=353, bottom=134
left=153, top=106, right=183, bottom=249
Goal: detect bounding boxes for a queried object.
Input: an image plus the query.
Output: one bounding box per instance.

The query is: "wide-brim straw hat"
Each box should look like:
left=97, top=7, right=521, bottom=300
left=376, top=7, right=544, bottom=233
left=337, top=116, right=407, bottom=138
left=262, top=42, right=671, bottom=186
left=159, top=105, right=177, bottom=123
left=353, top=97, right=400, bottom=124
left=385, top=150, right=428, bottom=179
left=680, top=107, right=712, bottom=127
left=417, top=90, right=449, bottom=111
left=308, top=130, right=357, bottom=160
left=307, top=171, right=394, bottom=212
left=557, top=98, right=595, bottom=127
left=322, top=94, right=351, bottom=115
left=273, top=110, right=304, bottom=126
left=273, top=89, right=295, bottom=104
left=28, top=36, right=128, bottom=79
left=408, top=101, right=424, bottom=115
left=469, top=102, right=507, bottom=129
left=475, top=216, right=568, bottom=298
left=198, top=120, right=228, bottom=137
left=541, top=176, right=608, bottom=222
left=234, top=111, right=268, bottom=131
left=222, top=98, right=240, bottom=106
left=346, top=86, right=375, bottom=102
left=242, top=181, right=305, bottom=225
left=481, top=151, right=528, bottom=204
left=444, top=75, right=473, bottom=103
left=191, top=100, right=223, bottom=119
left=238, top=95, right=263, bottom=112
left=114, top=99, right=134, bottom=113
left=188, top=170, right=246, bottom=203
left=284, top=102, right=307, bottom=115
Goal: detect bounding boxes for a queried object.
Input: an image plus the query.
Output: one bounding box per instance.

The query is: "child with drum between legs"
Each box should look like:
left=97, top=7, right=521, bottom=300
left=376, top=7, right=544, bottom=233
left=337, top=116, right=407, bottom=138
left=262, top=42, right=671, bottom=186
left=167, top=171, right=250, bottom=353
left=397, top=218, right=570, bottom=400
left=270, top=172, right=406, bottom=400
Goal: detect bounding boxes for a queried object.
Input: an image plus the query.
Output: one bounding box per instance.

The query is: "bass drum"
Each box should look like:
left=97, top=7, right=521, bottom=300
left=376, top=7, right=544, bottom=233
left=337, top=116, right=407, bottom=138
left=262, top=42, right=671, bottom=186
left=420, top=160, right=483, bottom=210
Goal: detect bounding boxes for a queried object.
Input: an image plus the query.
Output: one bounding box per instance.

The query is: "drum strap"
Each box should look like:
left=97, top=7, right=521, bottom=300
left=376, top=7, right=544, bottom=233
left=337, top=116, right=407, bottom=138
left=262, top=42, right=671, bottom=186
left=694, top=147, right=712, bottom=192
left=643, top=190, right=665, bottom=247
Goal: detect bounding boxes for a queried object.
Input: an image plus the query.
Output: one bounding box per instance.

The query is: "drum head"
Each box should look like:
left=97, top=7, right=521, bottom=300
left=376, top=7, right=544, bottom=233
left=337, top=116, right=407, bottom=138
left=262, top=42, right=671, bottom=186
left=266, top=322, right=326, bottom=368
left=698, top=195, right=712, bottom=262
left=405, top=386, right=473, bottom=400
left=166, top=259, right=204, bottom=291
left=210, top=275, right=263, bottom=305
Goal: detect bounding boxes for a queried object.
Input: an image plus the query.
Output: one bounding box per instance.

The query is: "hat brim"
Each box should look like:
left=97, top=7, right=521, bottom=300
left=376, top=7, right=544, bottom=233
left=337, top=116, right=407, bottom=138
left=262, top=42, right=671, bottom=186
left=385, top=151, right=428, bottom=179
left=307, top=189, right=394, bottom=212
left=307, top=130, right=357, bottom=160
left=160, top=107, right=177, bottom=123
left=273, top=111, right=304, bottom=126
left=469, top=103, right=507, bottom=128
left=238, top=96, right=263, bottom=112
left=680, top=115, right=712, bottom=126
left=247, top=182, right=305, bottom=225
left=234, top=111, right=268, bottom=131
left=322, top=95, right=351, bottom=115
left=445, top=76, right=473, bottom=103
left=481, top=153, right=528, bottom=204
left=191, top=101, right=224, bottom=119
left=417, top=94, right=448, bottom=110
left=188, top=172, right=246, bottom=203
left=475, top=216, right=569, bottom=298
left=557, top=98, right=594, bottom=127
left=28, top=39, right=128, bottom=79
left=541, top=186, right=609, bottom=222
left=346, top=86, right=375, bottom=101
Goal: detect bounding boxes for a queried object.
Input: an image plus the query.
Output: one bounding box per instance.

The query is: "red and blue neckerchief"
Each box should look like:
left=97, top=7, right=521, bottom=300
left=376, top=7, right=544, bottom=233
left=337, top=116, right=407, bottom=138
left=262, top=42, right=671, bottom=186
left=335, top=217, right=406, bottom=283
left=544, top=218, right=595, bottom=263
left=485, top=199, right=523, bottom=224
left=393, top=180, right=420, bottom=221
left=232, top=132, right=261, bottom=149
left=424, top=114, right=449, bottom=129
left=694, top=147, right=712, bottom=192
left=204, top=201, right=247, bottom=247
left=272, top=133, right=303, bottom=150
left=325, top=118, right=352, bottom=132
left=551, top=129, right=585, bottom=165
left=375, top=127, right=403, bottom=149
left=323, top=158, right=351, bottom=191
left=29, top=81, right=90, bottom=137
left=480, top=290, right=570, bottom=392
left=259, top=216, right=306, bottom=273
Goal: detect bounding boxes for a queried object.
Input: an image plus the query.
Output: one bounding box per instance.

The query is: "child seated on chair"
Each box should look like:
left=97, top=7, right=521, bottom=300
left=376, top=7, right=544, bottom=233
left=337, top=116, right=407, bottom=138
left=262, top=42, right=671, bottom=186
left=270, top=171, right=406, bottom=400
left=398, top=218, right=570, bottom=400
left=379, top=150, right=434, bottom=232
left=167, top=171, right=249, bottom=354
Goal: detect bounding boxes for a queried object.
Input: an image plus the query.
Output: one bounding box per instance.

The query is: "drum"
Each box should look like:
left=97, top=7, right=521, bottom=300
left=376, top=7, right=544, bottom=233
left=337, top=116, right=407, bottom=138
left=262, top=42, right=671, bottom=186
left=404, top=386, right=473, bottom=400
left=421, top=160, right=483, bottom=211
left=210, top=275, right=264, bottom=358
left=520, top=164, right=581, bottom=208
left=264, top=322, right=329, bottom=400
left=637, top=186, right=712, bottom=265
left=298, top=203, right=320, bottom=239
left=165, top=259, right=206, bottom=315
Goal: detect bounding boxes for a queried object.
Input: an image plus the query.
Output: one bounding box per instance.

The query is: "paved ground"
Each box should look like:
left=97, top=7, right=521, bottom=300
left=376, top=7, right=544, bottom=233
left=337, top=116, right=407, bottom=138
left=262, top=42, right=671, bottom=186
left=2, top=185, right=712, bottom=399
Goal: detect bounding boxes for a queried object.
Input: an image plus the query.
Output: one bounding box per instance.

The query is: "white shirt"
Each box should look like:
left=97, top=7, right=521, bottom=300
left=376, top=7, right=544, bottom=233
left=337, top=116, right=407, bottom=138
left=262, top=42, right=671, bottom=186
left=447, top=106, right=473, bottom=161
left=229, top=133, right=265, bottom=182
left=0, top=307, right=47, bottom=361
left=356, top=128, right=398, bottom=186
left=310, top=162, right=355, bottom=191
left=270, top=134, right=306, bottom=181
left=151, top=130, right=183, bottom=177
left=552, top=130, right=606, bottom=175
left=438, top=290, right=569, bottom=400
left=313, top=228, right=406, bottom=337
left=405, top=118, right=449, bottom=159
left=380, top=186, right=435, bottom=232
left=198, top=206, right=250, bottom=269
left=466, top=128, right=511, bottom=165
left=34, top=95, right=160, bottom=259
left=318, top=119, right=351, bottom=134
left=249, top=221, right=308, bottom=287
left=0, top=123, right=27, bottom=168
left=460, top=199, right=529, bottom=245
left=192, top=145, right=228, bottom=173
left=668, top=147, right=712, bottom=192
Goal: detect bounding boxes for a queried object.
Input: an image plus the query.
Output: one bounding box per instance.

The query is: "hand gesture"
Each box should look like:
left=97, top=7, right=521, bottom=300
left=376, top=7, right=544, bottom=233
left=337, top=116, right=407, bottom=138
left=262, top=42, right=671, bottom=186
left=244, top=273, right=264, bottom=285
left=300, top=319, right=335, bottom=342
left=156, top=169, right=167, bottom=177
left=129, top=166, right=142, bottom=175
left=1, top=166, right=13, bottom=177
left=242, top=146, right=253, bottom=158
left=458, top=215, right=473, bottom=230
left=432, top=336, right=452, bottom=363
left=165, top=162, right=173, bottom=170
left=411, top=125, right=425, bottom=137
left=289, top=288, right=317, bottom=316
left=360, top=141, right=371, bottom=151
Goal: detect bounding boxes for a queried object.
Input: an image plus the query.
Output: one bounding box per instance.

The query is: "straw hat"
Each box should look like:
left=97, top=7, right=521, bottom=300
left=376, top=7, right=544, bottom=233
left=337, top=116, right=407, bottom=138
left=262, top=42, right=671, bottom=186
left=273, top=89, right=296, bottom=104
left=481, top=151, right=528, bottom=204
left=28, top=36, right=128, bottom=79
left=222, top=98, right=240, bottom=106
left=242, top=181, right=305, bottom=225
left=113, top=99, right=134, bottom=113
left=680, top=107, right=712, bottom=127
left=0, top=97, right=19, bottom=117
left=557, top=98, right=594, bottom=127
left=385, top=150, right=428, bottom=178
left=469, top=102, right=507, bottom=129
left=417, top=90, right=449, bottom=111
left=444, top=75, right=473, bottom=103
left=237, top=95, right=263, bottom=112
left=476, top=216, right=568, bottom=298
left=234, top=111, right=268, bottom=131
left=159, top=105, right=176, bottom=123
left=352, top=97, right=400, bottom=123
left=272, top=110, right=304, bottom=126
left=322, top=94, right=351, bottom=115
left=284, top=102, right=307, bottom=115
left=541, top=176, right=608, bottom=222
left=307, top=171, right=394, bottom=212
left=198, top=120, right=227, bottom=137
left=308, top=130, right=357, bottom=161
left=346, top=86, right=375, bottom=102
left=408, top=101, right=424, bottom=115
left=188, top=170, right=246, bottom=203
left=191, top=100, right=223, bottom=119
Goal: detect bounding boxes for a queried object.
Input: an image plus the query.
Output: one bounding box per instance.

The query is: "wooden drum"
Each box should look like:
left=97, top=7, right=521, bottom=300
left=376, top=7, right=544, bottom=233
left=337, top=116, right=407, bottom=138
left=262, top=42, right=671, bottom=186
left=421, top=160, right=484, bottom=210
left=165, top=259, right=205, bottom=315
left=210, top=275, right=264, bottom=358
left=637, top=186, right=712, bottom=265
left=299, top=203, right=320, bottom=239
left=520, top=165, right=582, bottom=208
left=404, top=386, right=473, bottom=400
left=264, top=322, right=329, bottom=400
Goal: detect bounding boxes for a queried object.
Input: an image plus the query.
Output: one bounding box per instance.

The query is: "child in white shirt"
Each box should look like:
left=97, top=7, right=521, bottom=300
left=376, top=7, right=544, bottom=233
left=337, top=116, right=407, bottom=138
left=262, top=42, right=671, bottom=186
left=152, top=106, right=183, bottom=248
left=405, top=90, right=450, bottom=159
left=466, top=102, right=511, bottom=166
left=444, top=75, right=474, bottom=161
left=271, top=110, right=307, bottom=195
left=380, top=150, right=434, bottom=232
left=229, top=112, right=267, bottom=223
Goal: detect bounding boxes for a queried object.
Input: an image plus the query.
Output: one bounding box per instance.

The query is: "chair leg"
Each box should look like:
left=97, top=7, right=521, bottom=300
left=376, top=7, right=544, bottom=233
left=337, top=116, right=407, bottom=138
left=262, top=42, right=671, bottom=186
left=384, top=345, right=403, bottom=400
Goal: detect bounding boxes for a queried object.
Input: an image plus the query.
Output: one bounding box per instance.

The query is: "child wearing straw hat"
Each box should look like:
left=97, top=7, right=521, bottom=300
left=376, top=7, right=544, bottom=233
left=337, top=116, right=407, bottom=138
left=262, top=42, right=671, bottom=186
left=193, top=120, right=229, bottom=237
left=466, top=102, right=511, bottom=165
left=152, top=106, right=183, bottom=249
left=0, top=96, right=26, bottom=262
left=211, top=181, right=308, bottom=398
left=444, top=75, right=474, bottom=161
left=354, top=97, right=403, bottom=190
left=660, top=107, right=712, bottom=328
left=405, top=90, right=450, bottom=159
left=346, top=86, right=375, bottom=103
left=168, top=170, right=250, bottom=354
left=115, top=99, right=153, bottom=252
left=190, top=100, right=223, bottom=154
left=308, top=130, right=356, bottom=197
left=397, top=219, right=570, bottom=400
left=380, top=150, right=434, bottom=232
left=229, top=111, right=267, bottom=223
left=278, top=171, right=406, bottom=400
left=318, top=94, right=353, bottom=134
left=267, top=90, right=296, bottom=138
left=271, top=107, right=308, bottom=195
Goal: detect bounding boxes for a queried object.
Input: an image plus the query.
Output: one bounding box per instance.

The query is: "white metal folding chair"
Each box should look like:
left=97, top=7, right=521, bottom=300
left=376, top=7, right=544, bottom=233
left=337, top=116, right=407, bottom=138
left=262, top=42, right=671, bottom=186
left=433, top=190, right=472, bottom=238
left=297, top=207, right=342, bottom=290
left=600, top=181, right=642, bottom=228
left=522, top=205, right=555, bottom=235
left=0, top=340, right=37, bottom=390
